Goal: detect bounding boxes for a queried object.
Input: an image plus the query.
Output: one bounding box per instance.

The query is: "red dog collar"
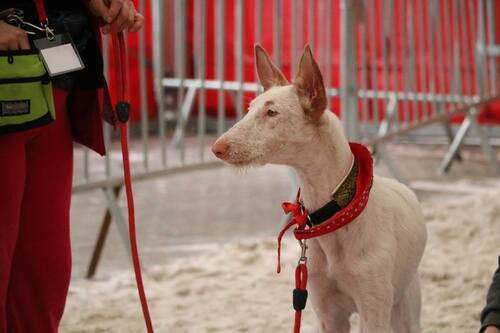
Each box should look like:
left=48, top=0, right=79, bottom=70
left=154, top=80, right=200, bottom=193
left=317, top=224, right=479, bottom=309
left=277, top=142, right=373, bottom=271
left=276, top=142, right=373, bottom=333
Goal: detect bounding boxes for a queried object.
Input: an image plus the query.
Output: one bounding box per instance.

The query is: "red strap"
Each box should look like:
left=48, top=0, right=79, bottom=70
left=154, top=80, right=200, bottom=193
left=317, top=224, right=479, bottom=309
left=295, top=263, right=308, bottom=292
left=32, top=0, right=48, bottom=24
left=277, top=190, right=308, bottom=273
left=112, top=32, right=154, bottom=333
left=278, top=193, right=309, bottom=333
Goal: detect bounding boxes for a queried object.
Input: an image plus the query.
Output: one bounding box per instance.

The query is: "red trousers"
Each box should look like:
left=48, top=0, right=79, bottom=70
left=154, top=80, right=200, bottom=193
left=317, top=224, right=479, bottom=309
left=0, top=89, right=73, bottom=333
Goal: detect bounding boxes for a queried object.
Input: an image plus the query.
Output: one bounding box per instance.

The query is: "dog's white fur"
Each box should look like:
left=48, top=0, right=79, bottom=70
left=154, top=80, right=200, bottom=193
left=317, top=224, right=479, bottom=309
left=212, top=45, right=427, bottom=333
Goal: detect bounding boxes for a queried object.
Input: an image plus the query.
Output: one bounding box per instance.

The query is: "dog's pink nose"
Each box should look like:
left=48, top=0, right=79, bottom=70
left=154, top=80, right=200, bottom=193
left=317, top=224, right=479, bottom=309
left=212, top=140, right=229, bottom=158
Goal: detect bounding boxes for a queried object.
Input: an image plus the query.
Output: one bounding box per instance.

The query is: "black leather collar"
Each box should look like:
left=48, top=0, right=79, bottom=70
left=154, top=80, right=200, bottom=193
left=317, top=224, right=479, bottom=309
left=306, top=160, right=359, bottom=227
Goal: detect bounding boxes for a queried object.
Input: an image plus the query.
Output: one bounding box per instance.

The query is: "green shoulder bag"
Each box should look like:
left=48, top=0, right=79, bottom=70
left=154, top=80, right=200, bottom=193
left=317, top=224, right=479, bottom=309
left=0, top=49, right=55, bottom=134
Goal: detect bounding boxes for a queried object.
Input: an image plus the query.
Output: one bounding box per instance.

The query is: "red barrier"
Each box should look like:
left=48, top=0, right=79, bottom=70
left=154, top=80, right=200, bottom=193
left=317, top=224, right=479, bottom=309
left=106, top=0, right=499, bottom=124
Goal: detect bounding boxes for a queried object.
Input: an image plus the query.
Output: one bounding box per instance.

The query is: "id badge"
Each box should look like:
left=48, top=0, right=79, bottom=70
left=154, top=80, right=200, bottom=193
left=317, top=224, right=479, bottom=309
left=33, top=33, right=85, bottom=77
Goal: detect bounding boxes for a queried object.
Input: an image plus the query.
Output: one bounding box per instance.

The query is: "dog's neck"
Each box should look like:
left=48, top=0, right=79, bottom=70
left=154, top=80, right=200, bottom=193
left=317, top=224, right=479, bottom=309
left=291, top=112, right=354, bottom=212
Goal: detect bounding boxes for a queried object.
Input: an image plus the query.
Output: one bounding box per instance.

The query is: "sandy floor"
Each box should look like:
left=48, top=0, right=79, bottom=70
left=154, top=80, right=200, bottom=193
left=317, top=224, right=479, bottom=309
left=61, top=173, right=500, bottom=333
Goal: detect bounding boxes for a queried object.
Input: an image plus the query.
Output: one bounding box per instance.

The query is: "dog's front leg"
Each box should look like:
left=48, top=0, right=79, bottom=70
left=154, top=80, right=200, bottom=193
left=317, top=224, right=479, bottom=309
left=351, top=274, right=393, bottom=333
left=356, top=293, right=393, bottom=333
left=308, top=280, right=351, bottom=333
left=307, top=240, right=352, bottom=333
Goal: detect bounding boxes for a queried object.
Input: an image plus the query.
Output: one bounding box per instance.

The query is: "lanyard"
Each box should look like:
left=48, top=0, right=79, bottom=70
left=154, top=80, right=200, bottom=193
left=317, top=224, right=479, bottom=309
left=32, top=0, right=48, bottom=24
left=32, top=0, right=54, bottom=39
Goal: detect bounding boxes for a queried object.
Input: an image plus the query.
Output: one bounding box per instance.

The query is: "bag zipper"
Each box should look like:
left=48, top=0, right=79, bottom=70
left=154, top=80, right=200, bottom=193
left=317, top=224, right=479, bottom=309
left=0, top=49, right=39, bottom=57
left=0, top=74, right=50, bottom=85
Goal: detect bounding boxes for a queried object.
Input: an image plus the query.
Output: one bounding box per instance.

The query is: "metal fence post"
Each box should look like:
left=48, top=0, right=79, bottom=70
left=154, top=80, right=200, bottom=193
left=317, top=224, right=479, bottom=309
left=152, top=0, right=166, bottom=167
left=273, top=0, right=282, bottom=68
left=195, top=0, right=207, bottom=161
left=174, top=0, right=187, bottom=164
left=138, top=0, right=149, bottom=171
left=340, top=0, right=359, bottom=140
left=216, top=0, right=226, bottom=136
left=235, top=0, right=244, bottom=119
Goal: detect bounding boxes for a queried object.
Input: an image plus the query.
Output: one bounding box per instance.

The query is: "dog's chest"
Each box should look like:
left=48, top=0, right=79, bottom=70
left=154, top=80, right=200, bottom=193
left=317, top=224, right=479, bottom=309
left=308, top=229, right=359, bottom=276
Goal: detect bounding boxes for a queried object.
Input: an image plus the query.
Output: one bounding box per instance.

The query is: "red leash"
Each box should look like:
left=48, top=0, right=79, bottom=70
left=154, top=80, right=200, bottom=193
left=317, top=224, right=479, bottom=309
left=278, top=191, right=309, bottom=333
left=111, top=31, right=155, bottom=333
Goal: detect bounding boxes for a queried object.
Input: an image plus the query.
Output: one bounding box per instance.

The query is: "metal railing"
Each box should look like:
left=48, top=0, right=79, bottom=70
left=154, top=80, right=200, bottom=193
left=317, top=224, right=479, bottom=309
left=74, top=0, right=500, bottom=277
left=346, top=0, right=499, bottom=175
left=159, top=0, right=499, bottom=176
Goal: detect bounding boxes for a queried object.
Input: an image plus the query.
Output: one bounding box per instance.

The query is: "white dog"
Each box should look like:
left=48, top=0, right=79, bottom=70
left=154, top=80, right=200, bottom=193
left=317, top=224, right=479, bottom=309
left=212, top=45, right=427, bottom=333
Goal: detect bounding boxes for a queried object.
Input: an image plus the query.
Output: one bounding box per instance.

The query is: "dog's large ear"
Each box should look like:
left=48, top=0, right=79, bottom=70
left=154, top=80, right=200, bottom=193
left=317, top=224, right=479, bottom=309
left=255, top=44, right=289, bottom=91
left=293, top=45, right=327, bottom=120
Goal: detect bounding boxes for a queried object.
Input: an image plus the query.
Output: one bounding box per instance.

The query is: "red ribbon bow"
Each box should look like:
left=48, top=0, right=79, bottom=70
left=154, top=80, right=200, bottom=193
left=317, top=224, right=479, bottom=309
left=276, top=190, right=308, bottom=273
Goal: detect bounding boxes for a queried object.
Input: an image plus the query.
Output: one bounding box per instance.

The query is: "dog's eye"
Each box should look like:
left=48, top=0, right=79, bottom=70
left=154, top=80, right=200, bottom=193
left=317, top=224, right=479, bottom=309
left=266, top=109, right=278, bottom=117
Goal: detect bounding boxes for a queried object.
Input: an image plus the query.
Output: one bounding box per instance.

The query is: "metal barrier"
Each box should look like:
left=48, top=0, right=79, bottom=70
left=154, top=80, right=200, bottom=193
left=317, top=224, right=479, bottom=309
left=161, top=0, right=499, bottom=176
left=75, top=0, right=500, bottom=277
left=74, top=0, right=222, bottom=277
left=345, top=0, right=500, bottom=176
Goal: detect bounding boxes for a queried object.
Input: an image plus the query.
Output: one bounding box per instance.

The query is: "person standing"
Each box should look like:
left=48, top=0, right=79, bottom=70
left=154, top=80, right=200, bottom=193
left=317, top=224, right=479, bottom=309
left=0, top=0, right=143, bottom=332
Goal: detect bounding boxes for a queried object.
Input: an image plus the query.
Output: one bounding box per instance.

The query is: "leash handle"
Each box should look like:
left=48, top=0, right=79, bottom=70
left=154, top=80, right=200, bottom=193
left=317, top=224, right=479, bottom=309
left=111, top=29, right=155, bottom=333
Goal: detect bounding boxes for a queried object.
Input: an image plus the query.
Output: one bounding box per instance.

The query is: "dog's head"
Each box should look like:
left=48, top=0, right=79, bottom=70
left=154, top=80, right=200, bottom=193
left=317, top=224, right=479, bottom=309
left=212, top=44, right=328, bottom=167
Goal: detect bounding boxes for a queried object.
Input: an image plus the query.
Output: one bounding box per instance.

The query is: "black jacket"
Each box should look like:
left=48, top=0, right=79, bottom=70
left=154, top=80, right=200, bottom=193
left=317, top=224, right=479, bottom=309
left=481, top=256, right=500, bottom=332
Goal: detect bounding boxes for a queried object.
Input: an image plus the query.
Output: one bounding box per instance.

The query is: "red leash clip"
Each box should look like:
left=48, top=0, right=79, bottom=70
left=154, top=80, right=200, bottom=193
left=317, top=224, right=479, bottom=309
left=277, top=189, right=308, bottom=273
left=277, top=190, right=309, bottom=333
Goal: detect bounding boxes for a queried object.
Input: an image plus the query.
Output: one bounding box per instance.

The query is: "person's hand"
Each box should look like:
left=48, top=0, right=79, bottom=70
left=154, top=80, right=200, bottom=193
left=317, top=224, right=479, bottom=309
left=87, top=0, right=144, bottom=34
left=0, top=21, right=29, bottom=50
left=485, top=326, right=500, bottom=333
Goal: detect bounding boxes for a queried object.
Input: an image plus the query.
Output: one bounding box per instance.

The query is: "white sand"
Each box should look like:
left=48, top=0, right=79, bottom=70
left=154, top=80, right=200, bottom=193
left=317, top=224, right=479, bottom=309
left=61, top=184, right=500, bottom=333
